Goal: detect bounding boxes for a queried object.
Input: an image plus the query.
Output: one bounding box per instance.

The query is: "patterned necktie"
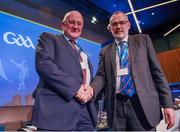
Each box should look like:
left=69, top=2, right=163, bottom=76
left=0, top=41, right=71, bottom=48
left=119, top=41, right=135, bottom=97
left=69, top=40, right=87, bottom=84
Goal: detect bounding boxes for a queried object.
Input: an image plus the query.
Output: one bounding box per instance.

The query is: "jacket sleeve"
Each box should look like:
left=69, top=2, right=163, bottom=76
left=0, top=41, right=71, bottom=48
left=91, top=48, right=106, bottom=99
left=146, top=34, right=173, bottom=108
left=35, top=32, right=80, bottom=101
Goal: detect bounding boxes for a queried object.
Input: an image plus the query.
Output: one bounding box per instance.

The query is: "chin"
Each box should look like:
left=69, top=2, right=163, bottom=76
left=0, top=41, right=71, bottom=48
left=70, top=34, right=80, bottom=39
left=115, top=35, right=124, bottom=40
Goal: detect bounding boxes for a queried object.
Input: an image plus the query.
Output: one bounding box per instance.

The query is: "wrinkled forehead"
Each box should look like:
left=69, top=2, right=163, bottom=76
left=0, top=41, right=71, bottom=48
left=110, top=13, right=128, bottom=23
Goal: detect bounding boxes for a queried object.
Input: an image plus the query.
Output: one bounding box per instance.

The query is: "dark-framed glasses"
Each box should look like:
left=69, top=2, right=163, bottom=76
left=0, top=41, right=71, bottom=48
left=110, top=20, right=129, bottom=27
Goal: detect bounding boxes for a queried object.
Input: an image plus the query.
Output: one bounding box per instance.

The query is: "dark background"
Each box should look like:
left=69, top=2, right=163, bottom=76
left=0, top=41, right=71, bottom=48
left=1, top=0, right=180, bottom=53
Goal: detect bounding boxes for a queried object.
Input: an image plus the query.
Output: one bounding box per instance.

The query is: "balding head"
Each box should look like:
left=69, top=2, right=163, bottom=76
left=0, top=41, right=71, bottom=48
left=62, top=11, right=83, bottom=24
left=109, top=11, right=128, bottom=24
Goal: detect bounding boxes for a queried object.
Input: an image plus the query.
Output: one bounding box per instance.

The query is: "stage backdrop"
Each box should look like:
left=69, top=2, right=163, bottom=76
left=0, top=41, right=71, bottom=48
left=0, top=11, right=101, bottom=107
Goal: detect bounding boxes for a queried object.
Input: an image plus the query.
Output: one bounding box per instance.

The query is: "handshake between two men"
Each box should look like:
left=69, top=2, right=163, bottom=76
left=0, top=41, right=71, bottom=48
left=75, top=84, right=94, bottom=103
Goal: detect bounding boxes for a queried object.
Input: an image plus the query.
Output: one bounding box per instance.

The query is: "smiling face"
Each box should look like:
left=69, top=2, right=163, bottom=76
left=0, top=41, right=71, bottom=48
left=108, top=12, right=130, bottom=41
left=62, top=11, right=83, bottom=40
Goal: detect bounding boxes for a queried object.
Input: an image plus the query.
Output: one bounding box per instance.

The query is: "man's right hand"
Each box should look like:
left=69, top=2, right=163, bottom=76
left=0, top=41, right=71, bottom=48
left=75, top=84, right=94, bottom=103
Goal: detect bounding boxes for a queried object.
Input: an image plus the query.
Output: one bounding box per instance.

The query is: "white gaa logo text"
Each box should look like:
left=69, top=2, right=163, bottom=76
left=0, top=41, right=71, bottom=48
left=3, top=32, right=35, bottom=49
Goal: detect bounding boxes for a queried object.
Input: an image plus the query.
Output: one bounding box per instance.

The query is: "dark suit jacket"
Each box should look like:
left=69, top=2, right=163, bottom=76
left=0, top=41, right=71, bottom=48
left=31, top=32, right=97, bottom=130
left=91, top=34, right=173, bottom=128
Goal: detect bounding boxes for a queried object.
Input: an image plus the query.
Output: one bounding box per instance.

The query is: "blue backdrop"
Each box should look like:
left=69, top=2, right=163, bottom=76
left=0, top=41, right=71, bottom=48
left=0, top=11, right=101, bottom=106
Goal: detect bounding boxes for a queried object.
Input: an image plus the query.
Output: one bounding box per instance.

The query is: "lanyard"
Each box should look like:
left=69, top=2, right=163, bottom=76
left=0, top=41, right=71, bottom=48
left=116, top=46, right=121, bottom=59
left=116, top=43, right=128, bottom=61
left=69, top=41, right=83, bottom=55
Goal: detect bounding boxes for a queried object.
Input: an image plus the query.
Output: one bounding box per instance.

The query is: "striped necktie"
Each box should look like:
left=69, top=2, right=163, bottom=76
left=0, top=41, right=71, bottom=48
left=69, top=40, right=87, bottom=85
left=119, top=41, right=136, bottom=97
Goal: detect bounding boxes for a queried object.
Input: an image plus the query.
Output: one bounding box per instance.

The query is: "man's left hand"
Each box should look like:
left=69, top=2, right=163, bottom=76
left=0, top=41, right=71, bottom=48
left=164, top=107, right=175, bottom=129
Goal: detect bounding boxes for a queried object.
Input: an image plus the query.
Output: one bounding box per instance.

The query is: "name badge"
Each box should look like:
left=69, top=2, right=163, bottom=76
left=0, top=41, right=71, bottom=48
left=117, top=68, right=128, bottom=76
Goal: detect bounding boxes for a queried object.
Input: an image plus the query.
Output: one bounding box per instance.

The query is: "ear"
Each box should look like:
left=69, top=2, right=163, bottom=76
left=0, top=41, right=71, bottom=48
left=107, top=24, right=112, bottom=32
left=127, top=21, right=131, bottom=30
left=61, top=22, right=65, bottom=30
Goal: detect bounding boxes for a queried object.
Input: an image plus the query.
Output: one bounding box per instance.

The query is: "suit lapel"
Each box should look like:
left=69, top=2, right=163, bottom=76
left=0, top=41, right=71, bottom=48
left=108, top=36, right=138, bottom=75
left=108, top=42, right=117, bottom=76
left=128, top=35, right=137, bottom=65
left=57, top=35, right=82, bottom=70
left=57, top=35, right=94, bottom=80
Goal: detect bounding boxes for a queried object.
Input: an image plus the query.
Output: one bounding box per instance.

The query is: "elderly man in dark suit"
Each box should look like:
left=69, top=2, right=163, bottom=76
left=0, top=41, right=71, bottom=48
left=31, top=11, right=96, bottom=131
left=90, top=11, right=175, bottom=131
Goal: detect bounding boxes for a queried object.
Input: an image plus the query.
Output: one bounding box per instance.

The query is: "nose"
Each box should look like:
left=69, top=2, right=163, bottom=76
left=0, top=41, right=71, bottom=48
left=73, top=22, right=79, bottom=28
left=117, top=23, right=122, bottom=28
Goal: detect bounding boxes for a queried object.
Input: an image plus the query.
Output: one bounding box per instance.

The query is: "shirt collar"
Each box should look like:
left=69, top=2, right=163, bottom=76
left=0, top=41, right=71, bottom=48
left=115, top=35, right=128, bottom=46
left=63, top=33, right=77, bottom=44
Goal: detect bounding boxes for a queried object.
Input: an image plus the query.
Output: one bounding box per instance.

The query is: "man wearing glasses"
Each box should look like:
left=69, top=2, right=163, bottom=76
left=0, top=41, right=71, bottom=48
left=90, top=11, right=175, bottom=131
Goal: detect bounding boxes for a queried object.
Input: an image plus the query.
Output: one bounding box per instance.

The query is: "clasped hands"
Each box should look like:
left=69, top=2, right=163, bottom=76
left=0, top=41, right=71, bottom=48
left=75, top=84, right=94, bottom=103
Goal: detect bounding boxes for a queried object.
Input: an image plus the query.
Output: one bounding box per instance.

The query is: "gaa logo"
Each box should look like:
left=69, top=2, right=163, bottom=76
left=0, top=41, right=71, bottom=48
left=3, top=32, right=35, bottom=49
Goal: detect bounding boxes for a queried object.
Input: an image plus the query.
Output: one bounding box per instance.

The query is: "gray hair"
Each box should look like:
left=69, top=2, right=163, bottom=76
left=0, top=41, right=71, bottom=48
left=62, top=10, right=83, bottom=23
left=107, top=11, right=128, bottom=29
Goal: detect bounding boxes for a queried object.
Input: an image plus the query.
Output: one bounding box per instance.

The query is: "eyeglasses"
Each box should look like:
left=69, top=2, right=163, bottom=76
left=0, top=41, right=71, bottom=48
left=110, top=20, right=129, bottom=27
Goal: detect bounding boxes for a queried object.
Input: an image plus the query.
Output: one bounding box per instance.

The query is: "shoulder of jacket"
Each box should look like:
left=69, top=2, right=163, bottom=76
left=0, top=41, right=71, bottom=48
left=101, top=43, right=113, bottom=53
left=40, top=32, right=58, bottom=40
left=129, top=34, right=149, bottom=39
